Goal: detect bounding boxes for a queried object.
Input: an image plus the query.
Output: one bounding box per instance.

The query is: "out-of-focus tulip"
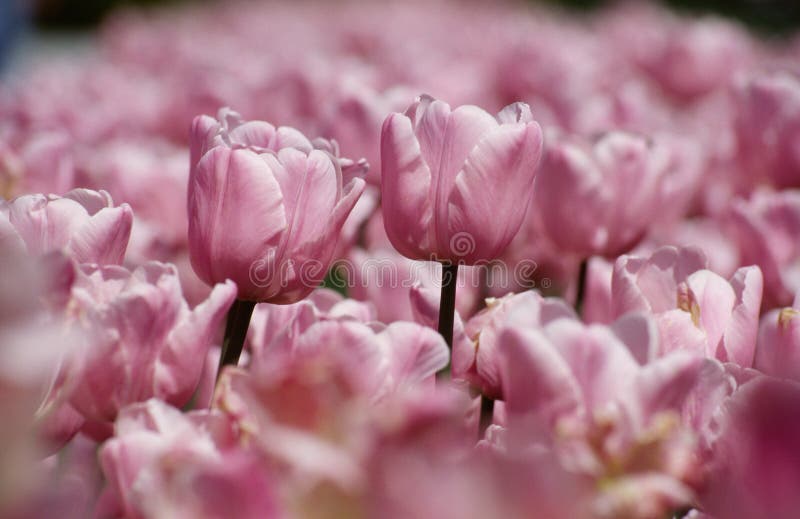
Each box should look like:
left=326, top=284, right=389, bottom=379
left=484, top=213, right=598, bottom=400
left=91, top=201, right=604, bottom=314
left=727, top=189, right=800, bottom=308
left=755, top=291, right=800, bottom=381
left=702, top=377, right=800, bottom=519
left=188, top=109, right=366, bottom=303
left=603, top=3, right=752, bottom=100
left=1, top=189, right=132, bottom=265
left=60, top=262, right=235, bottom=439
left=99, top=399, right=281, bottom=519
left=734, top=72, right=800, bottom=190
left=612, top=246, right=763, bottom=366
left=456, top=291, right=575, bottom=398
left=380, top=95, right=543, bottom=265
left=497, top=314, right=703, bottom=518
left=531, top=131, right=675, bottom=258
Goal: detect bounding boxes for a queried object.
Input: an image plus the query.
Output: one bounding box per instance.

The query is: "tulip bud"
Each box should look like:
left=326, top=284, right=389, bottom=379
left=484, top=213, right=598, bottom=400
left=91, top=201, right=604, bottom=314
left=380, top=95, right=543, bottom=265
left=188, top=109, right=366, bottom=303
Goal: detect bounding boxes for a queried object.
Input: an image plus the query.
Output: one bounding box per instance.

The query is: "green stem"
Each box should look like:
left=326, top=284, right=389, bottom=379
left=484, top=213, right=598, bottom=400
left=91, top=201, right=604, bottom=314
left=217, top=299, right=256, bottom=379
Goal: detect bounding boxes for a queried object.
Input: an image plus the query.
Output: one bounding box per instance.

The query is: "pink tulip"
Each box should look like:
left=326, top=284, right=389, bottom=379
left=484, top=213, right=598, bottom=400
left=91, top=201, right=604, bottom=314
left=1, top=189, right=132, bottom=265
left=612, top=246, right=763, bottom=366
left=602, top=3, right=753, bottom=100
left=188, top=109, right=366, bottom=303
left=727, top=189, right=800, bottom=307
left=380, top=95, right=543, bottom=264
left=60, top=262, right=235, bottom=438
left=247, top=316, right=449, bottom=399
left=457, top=291, right=575, bottom=398
left=734, top=72, right=800, bottom=190
left=755, top=292, right=800, bottom=381
left=702, top=377, right=800, bottom=519
left=99, top=399, right=281, bottom=519
left=498, top=314, right=703, bottom=517
left=531, top=131, right=676, bottom=258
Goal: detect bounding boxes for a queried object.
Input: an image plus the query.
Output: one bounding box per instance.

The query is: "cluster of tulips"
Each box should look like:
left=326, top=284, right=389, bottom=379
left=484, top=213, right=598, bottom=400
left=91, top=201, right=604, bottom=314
left=4, top=0, right=800, bottom=517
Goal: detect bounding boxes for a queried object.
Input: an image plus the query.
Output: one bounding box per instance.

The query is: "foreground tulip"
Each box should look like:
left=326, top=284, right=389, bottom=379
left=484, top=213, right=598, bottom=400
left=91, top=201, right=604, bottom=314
left=702, top=377, right=800, bottom=519
left=56, top=262, right=236, bottom=440
left=497, top=315, right=704, bottom=517
left=99, top=399, right=281, bottom=519
left=188, top=109, right=366, bottom=374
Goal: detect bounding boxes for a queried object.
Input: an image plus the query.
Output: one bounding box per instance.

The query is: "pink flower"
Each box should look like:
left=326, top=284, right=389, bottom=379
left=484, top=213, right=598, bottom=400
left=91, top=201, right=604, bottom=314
left=1, top=189, right=132, bottom=265
left=456, top=291, right=575, bottom=398
left=734, top=72, right=800, bottom=190
left=247, top=315, right=449, bottom=399
left=60, top=262, right=235, bottom=438
left=727, top=189, right=800, bottom=307
left=380, top=95, right=543, bottom=264
left=498, top=315, right=704, bottom=517
left=188, top=109, right=366, bottom=303
left=612, top=246, right=763, bottom=366
left=531, top=131, right=676, bottom=258
left=755, top=292, right=800, bottom=381
left=702, top=377, right=800, bottom=519
left=99, top=399, right=281, bottom=519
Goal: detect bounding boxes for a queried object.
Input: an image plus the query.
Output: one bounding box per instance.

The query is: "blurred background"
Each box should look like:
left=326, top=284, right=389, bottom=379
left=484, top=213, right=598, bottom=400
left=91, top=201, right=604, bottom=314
left=22, top=0, right=800, bottom=33
left=1, top=0, right=799, bottom=73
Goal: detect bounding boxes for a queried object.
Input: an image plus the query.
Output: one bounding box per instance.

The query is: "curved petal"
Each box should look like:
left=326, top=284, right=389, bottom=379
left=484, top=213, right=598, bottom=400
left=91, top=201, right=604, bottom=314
left=448, top=122, right=543, bottom=263
left=380, top=112, right=433, bottom=260
left=68, top=204, right=133, bottom=265
left=722, top=266, right=763, bottom=367
left=498, top=326, right=581, bottom=422
left=187, top=147, right=287, bottom=299
left=157, top=279, right=237, bottom=406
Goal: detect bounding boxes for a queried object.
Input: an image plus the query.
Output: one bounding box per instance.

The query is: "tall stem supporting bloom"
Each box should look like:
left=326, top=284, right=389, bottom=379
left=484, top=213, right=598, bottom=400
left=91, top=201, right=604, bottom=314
left=217, top=299, right=257, bottom=379
left=436, top=263, right=459, bottom=377
left=478, top=395, right=494, bottom=439
left=574, top=258, right=589, bottom=316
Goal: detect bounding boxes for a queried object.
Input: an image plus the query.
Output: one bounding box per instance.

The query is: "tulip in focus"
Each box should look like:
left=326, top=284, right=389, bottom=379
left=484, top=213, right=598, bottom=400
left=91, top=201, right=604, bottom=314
left=188, top=108, right=367, bottom=304
left=380, top=95, right=543, bottom=265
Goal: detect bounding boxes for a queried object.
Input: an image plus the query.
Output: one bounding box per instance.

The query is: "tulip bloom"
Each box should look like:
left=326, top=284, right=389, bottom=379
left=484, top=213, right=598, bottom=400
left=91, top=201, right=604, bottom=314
left=60, top=262, right=236, bottom=439
left=188, top=109, right=366, bottom=303
left=612, top=246, right=763, bottom=367
left=531, top=131, right=674, bottom=258
left=1, top=188, right=132, bottom=265
left=380, top=95, right=543, bottom=265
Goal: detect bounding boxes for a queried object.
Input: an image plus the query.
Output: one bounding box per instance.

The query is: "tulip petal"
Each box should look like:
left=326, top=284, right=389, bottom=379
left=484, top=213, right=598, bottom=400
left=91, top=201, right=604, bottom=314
left=499, top=326, right=581, bottom=422
left=380, top=112, right=434, bottom=259
left=188, top=147, right=287, bottom=297
left=448, top=122, right=543, bottom=262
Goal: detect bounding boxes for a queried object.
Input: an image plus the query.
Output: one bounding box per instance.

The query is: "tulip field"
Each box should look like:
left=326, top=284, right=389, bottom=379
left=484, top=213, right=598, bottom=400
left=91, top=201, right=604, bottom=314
left=3, top=0, right=800, bottom=517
